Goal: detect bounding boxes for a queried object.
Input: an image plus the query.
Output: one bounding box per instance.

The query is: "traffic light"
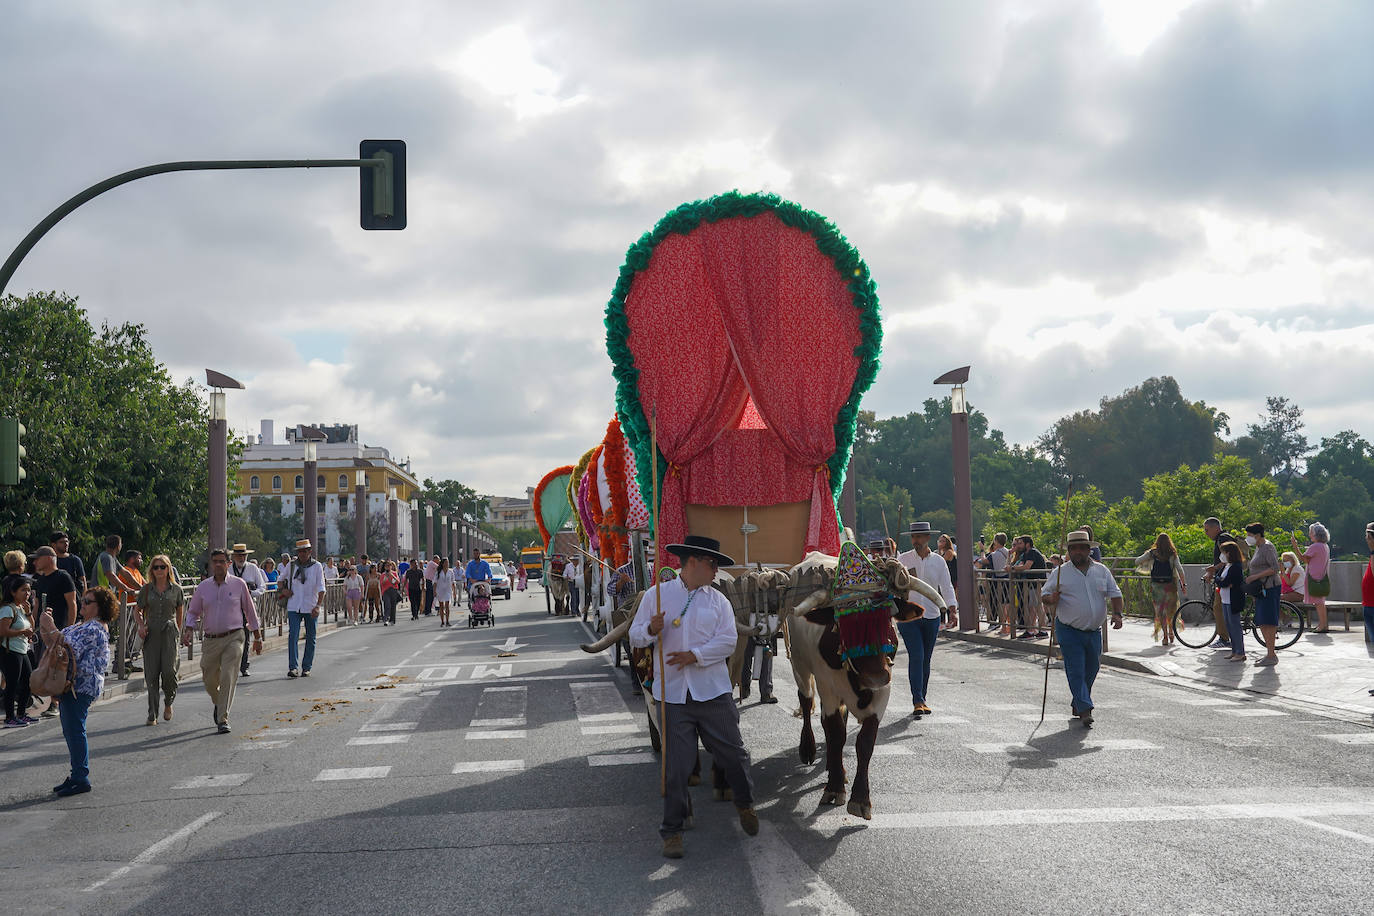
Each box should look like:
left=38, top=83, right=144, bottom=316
left=359, top=139, right=406, bottom=230
left=0, top=417, right=26, bottom=486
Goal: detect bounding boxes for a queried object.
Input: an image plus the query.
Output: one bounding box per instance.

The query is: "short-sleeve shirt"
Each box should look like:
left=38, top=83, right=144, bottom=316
left=62, top=619, right=110, bottom=698
left=465, top=559, right=492, bottom=582
left=1, top=602, right=31, bottom=654
left=33, top=569, right=77, bottom=628
left=1302, top=542, right=1330, bottom=581
left=136, top=583, right=185, bottom=631
left=96, top=550, right=122, bottom=589
left=56, top=554, right=86, bottom=590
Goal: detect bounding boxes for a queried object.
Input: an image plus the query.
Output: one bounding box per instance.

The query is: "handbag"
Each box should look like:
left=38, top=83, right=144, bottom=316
left=1306, top=572, right=1330, bottom=598
left=31, top=634, right=75, bottom=698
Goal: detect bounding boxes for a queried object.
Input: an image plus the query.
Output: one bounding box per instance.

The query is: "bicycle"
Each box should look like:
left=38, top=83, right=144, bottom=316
left=1172, top=579, right=1305, bottom=650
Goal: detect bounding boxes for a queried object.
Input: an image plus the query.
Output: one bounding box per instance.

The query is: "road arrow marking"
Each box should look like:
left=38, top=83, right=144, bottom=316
left=492, top=636, right=531, bottom=652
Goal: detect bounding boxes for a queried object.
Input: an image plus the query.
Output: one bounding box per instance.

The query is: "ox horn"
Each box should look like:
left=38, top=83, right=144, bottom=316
left=580, top=617, right=632, bottom=653
left=907, top=575, right=947, bottom=610
left=790, top=587, right=830, bottom=618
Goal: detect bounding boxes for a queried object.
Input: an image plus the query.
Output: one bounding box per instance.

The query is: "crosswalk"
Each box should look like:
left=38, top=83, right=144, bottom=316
left=152, top=671, right=1374, bottom=796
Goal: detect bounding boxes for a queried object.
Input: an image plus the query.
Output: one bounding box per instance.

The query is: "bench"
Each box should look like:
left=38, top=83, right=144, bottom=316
left=1290, top=599, right=1362, bottom=632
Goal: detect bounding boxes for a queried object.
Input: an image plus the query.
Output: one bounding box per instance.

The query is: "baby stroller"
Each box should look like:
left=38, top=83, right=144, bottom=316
left=468, top=581, right=495, bottom=628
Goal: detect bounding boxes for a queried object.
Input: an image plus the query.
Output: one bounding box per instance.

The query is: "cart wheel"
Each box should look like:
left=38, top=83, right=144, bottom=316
left=648, top=708, right=662, bottom=753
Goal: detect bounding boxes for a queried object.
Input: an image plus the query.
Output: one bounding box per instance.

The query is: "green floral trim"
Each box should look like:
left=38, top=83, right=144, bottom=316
left=604, top=191, right=882, bottom=536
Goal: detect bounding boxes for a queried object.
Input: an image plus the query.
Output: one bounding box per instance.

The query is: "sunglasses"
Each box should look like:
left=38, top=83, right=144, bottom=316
left=82, top=598, right=97, bottom=605
left=151, top=565, right=168, bottom=570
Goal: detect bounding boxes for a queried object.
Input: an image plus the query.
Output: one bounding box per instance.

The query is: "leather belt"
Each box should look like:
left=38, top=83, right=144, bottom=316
left=204, top=630, right=239, bottom=639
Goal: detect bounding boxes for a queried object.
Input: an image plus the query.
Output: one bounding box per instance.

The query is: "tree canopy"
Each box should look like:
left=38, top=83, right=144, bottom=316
left=0, top=292, right=223, bottom=571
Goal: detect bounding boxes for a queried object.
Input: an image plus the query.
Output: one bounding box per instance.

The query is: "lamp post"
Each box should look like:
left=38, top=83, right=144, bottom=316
left=934, top=366, right=975, bottom=631
left=205, top=370, right=243, bottom=555
left=441, top=514, right=449, bottom=563
left=425, top=504, right=434, bottom=561
left=409, top=499, right=419, bottom=559
left=303, top=437, right=319, bottom=548
left=388, top=487, right=400, bottom=562
left=354, top=470, right=368, bottom=558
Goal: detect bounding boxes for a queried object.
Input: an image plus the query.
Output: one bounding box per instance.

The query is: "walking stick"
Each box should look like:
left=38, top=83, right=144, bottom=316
left=1040, top=477, right=1074, bottom=724
left=651, top=407, right=666, bottom=797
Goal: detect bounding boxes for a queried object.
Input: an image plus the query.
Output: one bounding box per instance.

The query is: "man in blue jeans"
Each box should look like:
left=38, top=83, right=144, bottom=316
left=281, top=539, right=326, bottom=678
left=1041, top=530, right=1123, bottom=727
left=895, top=523, right=957, bottom=719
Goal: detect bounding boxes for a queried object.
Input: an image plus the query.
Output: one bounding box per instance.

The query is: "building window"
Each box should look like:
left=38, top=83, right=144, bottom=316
left=317, top=474, right=326, bottom=490
left=338, top=474, right=348, bottom=491
left=339, top=494, right=349, bottom=514
left=295, top=475, right=304, bottom=491
left=317, top=496, right=326, bottom=514
left=272, top=475, right=282, bottom=492
left=250, top=475, right=260, bottom=493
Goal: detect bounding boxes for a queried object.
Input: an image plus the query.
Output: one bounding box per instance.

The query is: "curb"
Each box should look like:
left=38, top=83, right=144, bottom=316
left=942, top=627, right=1175, bottom=676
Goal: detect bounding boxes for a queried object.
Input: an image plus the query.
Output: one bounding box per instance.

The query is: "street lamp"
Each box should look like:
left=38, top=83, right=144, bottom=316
left=440, top=514, right=449, bottom=563
left=409, top=498, right=419, bottom=559
left=934, top=365, right=975, bottom=631
left=354, top=469, right=368, bottom=557
left=301, top=426, right=326, bottom=548
left=388, top=487, right=400, bottom=562
left=205, top=369, right=243, bottom=556
left=425, top=503, right=434, bottom=561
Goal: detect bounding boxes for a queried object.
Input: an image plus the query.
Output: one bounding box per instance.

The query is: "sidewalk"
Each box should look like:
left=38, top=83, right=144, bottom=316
left=945, top=617, right=1374, bottom=721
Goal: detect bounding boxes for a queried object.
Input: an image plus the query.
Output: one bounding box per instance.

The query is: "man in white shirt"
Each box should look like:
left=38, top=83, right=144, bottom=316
left=230, top=544, right=269, bottom=678
left=629, top=535, right=758, bottom=859
left=1041, top=530, right=1124, bottom=727
left=564, top=557, right=582, bottom=619
left=280, top=539, right=326, bottom=678
left=895, top=521, right=957, bottom=718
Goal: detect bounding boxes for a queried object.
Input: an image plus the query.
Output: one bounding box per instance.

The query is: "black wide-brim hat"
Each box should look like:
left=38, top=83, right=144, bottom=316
left=664, top=534, right=735, bottom=567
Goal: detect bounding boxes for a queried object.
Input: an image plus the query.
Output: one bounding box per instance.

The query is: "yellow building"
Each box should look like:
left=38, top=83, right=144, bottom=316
left=234, top=421, right=421, bottom=555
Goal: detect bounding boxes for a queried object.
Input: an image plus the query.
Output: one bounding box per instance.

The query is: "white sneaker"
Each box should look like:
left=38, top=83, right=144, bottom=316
left=288, top=668, right=300, bottom=678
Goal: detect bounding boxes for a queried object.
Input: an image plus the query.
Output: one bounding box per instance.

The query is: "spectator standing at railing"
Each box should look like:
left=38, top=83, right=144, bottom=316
left=937, top=534, right=958, bottom=629
left=1135, top=534, right=1186, bottom=646
left=1, top=574, right=38, bottom=729
left=1040, top=531, right=1123, bottom=727
left=1291, top=523, right=1331, bottom=634
left=262, top=557, right=279, bottom=589
left=325, top=556, right=339, bottom=580
left=1011, top=536, right=1049, bottom=640
left=230, top=545, right=268, bottom=678
left=95, top=535, right=142, bottom=673
left=183, top=549, right=262, bottom=733
left=1244, top=523, right=1282, bottom=668
left=31, top=546, right=77, bottom=719
left=896, top=521, right=957, bottom=719
left=50, top=531, right=87, bottom=596
left=42, top=586, right=118, bottom=795
left=135, top=555, right=184, bottom=725
left=281, top=539, right=326, bottom=677
left=980, top=533, right=1011, bottom=635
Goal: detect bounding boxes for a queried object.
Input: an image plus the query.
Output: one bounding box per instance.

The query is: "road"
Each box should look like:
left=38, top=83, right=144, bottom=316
left=2, top=587, right=1371, bottom=915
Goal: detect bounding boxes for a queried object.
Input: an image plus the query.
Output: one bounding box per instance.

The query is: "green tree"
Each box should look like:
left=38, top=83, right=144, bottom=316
left=0, top=292, right=228, bottom=571
left=230, top=497, right=300, bottom=560
left=1117, top=456, right=1307, bottom=557
left=1037, top=377, right=1227, bottom=501
left=1231, top=396, right=1310, bottom=483
left=336, top=509, right=393, bottom=560
left=417, top=478, right=488, bottom=523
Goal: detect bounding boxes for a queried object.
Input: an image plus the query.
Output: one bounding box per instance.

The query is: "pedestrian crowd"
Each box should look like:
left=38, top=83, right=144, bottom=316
left=2, top=529, right=529, bottom=799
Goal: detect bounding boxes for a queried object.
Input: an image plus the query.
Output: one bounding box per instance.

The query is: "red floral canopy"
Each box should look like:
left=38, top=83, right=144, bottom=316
left=605, top=192, right=882, bottom=560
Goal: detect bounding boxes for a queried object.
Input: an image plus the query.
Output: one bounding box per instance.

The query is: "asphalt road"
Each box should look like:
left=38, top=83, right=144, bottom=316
left=2, top=588, right=1371, bottom=915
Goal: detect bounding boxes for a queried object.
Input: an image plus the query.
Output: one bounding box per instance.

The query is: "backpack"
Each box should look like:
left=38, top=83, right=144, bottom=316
left=32, top=633, right=75, bottom=698
left=1150, top=551, right=1174, bottom=583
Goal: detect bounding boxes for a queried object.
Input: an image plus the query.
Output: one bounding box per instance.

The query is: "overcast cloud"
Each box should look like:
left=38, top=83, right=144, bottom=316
left=3, top=0, right=1371, bottom=495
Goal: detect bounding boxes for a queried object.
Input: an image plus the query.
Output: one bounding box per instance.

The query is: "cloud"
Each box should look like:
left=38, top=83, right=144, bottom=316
left=2, top=0, right=1371, bottom=496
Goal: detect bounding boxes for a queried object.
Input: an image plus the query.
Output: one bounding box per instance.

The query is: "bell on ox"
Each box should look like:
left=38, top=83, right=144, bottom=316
left=831, top=542, right=898, bottom=663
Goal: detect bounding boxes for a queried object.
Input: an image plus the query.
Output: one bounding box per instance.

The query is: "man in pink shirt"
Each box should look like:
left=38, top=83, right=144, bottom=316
left=183, top=548, right=262, bottom=734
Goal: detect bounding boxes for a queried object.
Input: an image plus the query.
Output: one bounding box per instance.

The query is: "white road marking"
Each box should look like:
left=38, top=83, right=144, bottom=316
left=348, top=735, right=410, bottom=745
left=806, top=800, right=1374, bottom=831
left=466, top=730, right=527, bottom=739
left=579, top=712, right=635, bottom=722
left=744, top=823, right=858, bottom=916
left=243, top=740, right=294, bottom=749
left=1320, top=733, right=1374, bottom=745
left=965, top=742, right=1036, bottom=754
left=173, top=774, right=251, bottom=789
left=418, top=666, right=462, bottom=680
left=470, top=686, right=528, bottom=730
left=1285, top=816, right=1374, bottom=846
left=359, top=722, right=419, bottom=732
left=589, top=752, right=656, bottom=766
left=1221, top=708, right=1288, bottom=717
left=452, top=759, right=525, bottom=774
left=358, top=672, right=612, bottom=687
left=485, top=685, right=526, bottom=692
left=471, top=664, right=513, bottom=679
left=582, top=724, right=640, bottom=735
left=471, top=717, right=527, bottom=727
left=315, top=767, right=391, bottom=781
left=84, top=812, right=222, bottom=891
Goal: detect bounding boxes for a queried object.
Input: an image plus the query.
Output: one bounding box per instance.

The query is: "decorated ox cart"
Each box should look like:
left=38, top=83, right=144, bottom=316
left=577, top=192, right=948, bottom=815
left=532, top=465, right=574, bottom=615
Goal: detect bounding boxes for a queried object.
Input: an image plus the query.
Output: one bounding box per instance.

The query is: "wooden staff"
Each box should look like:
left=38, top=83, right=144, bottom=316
left=652, top=407, right=666, bottom=797
left=570, top=543, right=613, bottom=571
left=880, top=507, right=891, bottom=542
left=1041, top=477, right=1075, bottom=724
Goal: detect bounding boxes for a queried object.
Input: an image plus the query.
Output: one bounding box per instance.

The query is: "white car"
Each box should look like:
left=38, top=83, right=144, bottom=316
left=484, top=557, right=512, bottom=599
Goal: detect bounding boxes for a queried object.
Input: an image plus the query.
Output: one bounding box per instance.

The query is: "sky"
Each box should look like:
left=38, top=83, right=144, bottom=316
left=3, top=0, right=1372, bottom=496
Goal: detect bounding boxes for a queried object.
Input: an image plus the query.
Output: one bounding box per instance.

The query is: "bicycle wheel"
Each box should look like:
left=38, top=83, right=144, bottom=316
left=1254, top=601, right=1305, bottom=650
left=1173, top=600, right=1217, bottom=648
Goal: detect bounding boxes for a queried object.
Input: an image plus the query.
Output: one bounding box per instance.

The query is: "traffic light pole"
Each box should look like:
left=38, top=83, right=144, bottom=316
left=0, top=157, right=389, bottom=296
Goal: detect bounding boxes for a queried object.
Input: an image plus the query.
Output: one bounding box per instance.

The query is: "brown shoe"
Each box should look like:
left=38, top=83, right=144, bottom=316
left=662, top=835, right=684, bottom=858
left=163, top=705, right=173, bottom=721
left=916, top=703, right=932, bottom=715
left=738, top=807, right=760, bottom=836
